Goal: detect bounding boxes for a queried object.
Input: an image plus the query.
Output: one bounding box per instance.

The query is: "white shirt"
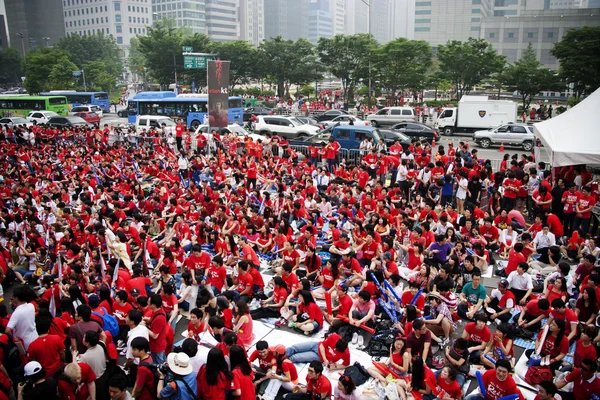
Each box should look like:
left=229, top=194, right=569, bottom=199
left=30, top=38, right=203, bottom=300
left=533, top=231, right=556, bottom=249
left=507, top=271, right=533, bottom=291
left=490, top=288, right=515, bottom=309
left=456, top=178, right=468, bottom=200
left=315, top=174, right=329, bottom=187
left=396, top=165, right=408, bottom=182
left=178, top=157, right=189, bottom=170
left=126, top=324, right=149, bottom=365
left=7, top=302, right=38, bottom=350
left=79, top=345, right=107, bottom=378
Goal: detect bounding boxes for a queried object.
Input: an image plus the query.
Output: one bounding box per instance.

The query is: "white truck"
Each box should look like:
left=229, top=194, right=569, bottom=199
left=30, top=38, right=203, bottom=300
left=435, top=95, right=517, bottom=136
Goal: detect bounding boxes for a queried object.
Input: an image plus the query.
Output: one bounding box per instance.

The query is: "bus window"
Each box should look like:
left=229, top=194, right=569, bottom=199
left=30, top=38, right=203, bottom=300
left=49, top=97, right=67, bottom=105
left=229, top=98, right=242, bottom=109
left=127, top=101, right=138, bottom=115
left=94, top=93, right=108, bottom=100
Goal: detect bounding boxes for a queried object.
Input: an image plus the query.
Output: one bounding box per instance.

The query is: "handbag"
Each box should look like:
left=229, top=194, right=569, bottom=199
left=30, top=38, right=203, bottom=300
left=524, top=365, right=553, bottom=385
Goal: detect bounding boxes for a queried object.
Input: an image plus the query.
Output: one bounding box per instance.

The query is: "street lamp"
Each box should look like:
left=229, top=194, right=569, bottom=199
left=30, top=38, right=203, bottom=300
left=42, top=37, right=50, bottom=47
left=16, top=33, right=25, bottom=57
left=361, top=0, right=372, bottom=108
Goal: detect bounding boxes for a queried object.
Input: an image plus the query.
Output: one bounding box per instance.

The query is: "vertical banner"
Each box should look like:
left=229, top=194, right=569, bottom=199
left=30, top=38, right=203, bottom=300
left=208, top=60, right=230, bottom=129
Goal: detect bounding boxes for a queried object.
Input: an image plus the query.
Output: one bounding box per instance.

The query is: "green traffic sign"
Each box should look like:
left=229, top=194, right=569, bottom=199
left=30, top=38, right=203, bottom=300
left=182, top=46, right=193, bottom=53
left=183, top=55, right=207, bottom=69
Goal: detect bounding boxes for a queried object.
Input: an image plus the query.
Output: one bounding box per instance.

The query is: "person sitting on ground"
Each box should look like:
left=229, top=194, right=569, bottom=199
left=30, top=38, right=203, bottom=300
left=286, top=332, right=350, bottom=371
left=483, top=279, right=515, bottom=324
left=480, top=323, right=514, bottom=369
left=457, top=271, right=486, bottom=321
left=464, top=359, right=523, bottom=400
left=462, top=314, right=491, bottom=363
left=507, top=262, right=533, bottom=305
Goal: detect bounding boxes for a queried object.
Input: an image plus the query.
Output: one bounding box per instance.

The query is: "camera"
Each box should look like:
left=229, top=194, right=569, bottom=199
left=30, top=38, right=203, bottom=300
left=158, top=363, right=170, bottom=375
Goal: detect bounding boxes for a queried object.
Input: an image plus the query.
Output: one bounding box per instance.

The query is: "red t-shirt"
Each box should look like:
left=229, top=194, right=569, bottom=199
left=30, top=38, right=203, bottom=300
left=112, top=301, right=134, bottom=325
left=197, top=366, right=229, bottom=400
left=231, top=367, right=255, bottom=400
left=207, top=265, right=227, bottom=290
left=537, top=331, right=569, bottom=358
left=319, top=333, right=350, bottom=365
left=27, top=334, right=65, bottom=378
left=550, top=308, right=578, bottom=335
left=576, top=194, right=596, bottom=219
left=307, top=374, right=332, bottom=400
left=573, top=339, right=597, bottom=368
left=337, top=294, right=353, bottom=317
left=524, top=299, right=550, bottom=318
left=482, top=368, right=522, bottom=400
left=57, top=362, right=96, bottom=400
left=505, top=250, right=526, bottom=275
left=249, top=349, right=275, bottom=371
left=299, top=302, right=324, bottom=327
left=237, top=271, right=254, bottom=295
left=136, top=356, right=157, bottom=400
left=126, top=276, right=152, bottom=297
left=465, top=322, right=491, bottom=344
left=565, top=368, right=600, bottom=400
left=161, top=293, right=178, bottom=314
left=562, top=190, right=580, bottom=214
left=149, top=310, right=167, bottom=353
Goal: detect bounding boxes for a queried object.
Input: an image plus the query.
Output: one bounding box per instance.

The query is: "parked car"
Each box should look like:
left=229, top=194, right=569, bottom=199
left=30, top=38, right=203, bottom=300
left=242, top=106, right=273, bottom=122
left=391, top=122, right=438, bottom=143
left=322, top=115, right=369, bottom=128
left=27, top=110, right=59, bottom=124
left=135, top=115, right=176, bottom=134
left=117, top=108, right=128, bottom=118
left=473, top=123, right=535, bottom=151
left=71, top=105, right=103, bottom=118
left=367, top=107, right=417, bottom=126
left=378, top=129, right=412, bottom=148
left=308, top=125, right=384, bottom=150
left=194, top=124, right=265, bottom=143
left=254, top=116, right=320, bottom=140
left=0, top=117, right=34, bottom=128
left=72, top=111, right=101, bottom=125
left=47, top=116, right=90, bottom=129
left=314, top=109, right=349, bottom=122
left=295, top=116, right=320, bottom=126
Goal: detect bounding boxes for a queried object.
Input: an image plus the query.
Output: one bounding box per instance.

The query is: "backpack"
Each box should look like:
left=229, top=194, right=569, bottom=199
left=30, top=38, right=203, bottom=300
left=524, top=365, right=553, bottom=385
left=92, top=307, right=119, bottom=338
left=139, top=361, right=161, bottom=396
left=364, top=327, right=398, bottom=358
left=98, top=341, right=125, bottom=380
left=342, top=362, right=370, bottom=386
left=0, top=333, right=24, bottom=383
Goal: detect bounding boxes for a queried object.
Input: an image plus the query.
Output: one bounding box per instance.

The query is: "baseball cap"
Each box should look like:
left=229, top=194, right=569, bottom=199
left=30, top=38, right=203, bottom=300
left=337, top=284, right=348, bottom=292
left=382, top=252, right=392, bottom=260
left=24, top=361, right=42, bottom=377
left=130, top=288, right=140, bottom=296
left=498, top=279, right=509, bottom=288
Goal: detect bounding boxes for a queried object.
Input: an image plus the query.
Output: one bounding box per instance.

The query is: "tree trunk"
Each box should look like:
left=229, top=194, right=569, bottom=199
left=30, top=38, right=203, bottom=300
left=434, top=86, right=438, bottom=101
left=348, top=84, right=355, bottom=106
left=277, top=74, right=285, bottom=98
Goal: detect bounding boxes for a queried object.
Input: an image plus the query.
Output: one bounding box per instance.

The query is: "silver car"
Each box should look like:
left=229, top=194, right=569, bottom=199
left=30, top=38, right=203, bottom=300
left=0, top=117, right=33, bottom=128
left=473, top=123, right=535, bottom=151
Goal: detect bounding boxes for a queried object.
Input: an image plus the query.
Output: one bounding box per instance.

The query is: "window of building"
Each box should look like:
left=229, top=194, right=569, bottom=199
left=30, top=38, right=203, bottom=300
left=415, top=27, right=430, bottom=32
left=415, top=19, right=431, bottom=24
left=489, top=32, right=495, bottom=38
left=105, top=6, right=107, bottom=11
left=415, top=1, right=431, bottom=6
left=473, top=0, right=481, bottom=3
left=472, top=8, right=481, bottom=13
left=471, top=26, right=480, bottom=31
left=508, top=32, right=514, bottom=38
left=115, top=14, right=121, bottom=22
left=471, top=17, right=480, bottom=22
left=547, top=31, right=553, bottom=38
left=528, top=32, right=534, bottom=38
left=415, top=9, right=431, bottom=14
left=130, top=27, right=133, bottom=33
left=128, top=5, right=131, bottom=11
left=116, top=24, right=122, bottom=33
left=114, top=2, right=120, bottom=11
left=117, top=36, right=123, bottom=44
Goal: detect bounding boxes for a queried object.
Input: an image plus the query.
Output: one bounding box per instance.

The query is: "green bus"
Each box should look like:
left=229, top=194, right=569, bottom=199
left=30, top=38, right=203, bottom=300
left=0, top=95, right=69, bottom=117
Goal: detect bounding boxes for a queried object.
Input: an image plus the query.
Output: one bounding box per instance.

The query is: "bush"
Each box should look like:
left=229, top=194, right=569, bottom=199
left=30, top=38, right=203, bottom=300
left=261, top=90, right=275, bottom=96
left=232, top=88, right=246, bottom=96
left=567, top=96, right=581, bottom=107
left=246, top=87, right=261, bottom=96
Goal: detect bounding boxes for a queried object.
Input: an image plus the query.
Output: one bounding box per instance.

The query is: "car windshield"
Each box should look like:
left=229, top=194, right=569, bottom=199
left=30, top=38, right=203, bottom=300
left=289, top=117, right=304, bottom=126
left=71, top=107, right=88, bottom=112
left=372, top=129, right=382, bottom=143
left=394, top=131, right=409, bottom=141
left=68, top=117, right=88, bottom=124
left=12, top=118, right=28, bottom=124
left=161, top=119, right=177, bottom=127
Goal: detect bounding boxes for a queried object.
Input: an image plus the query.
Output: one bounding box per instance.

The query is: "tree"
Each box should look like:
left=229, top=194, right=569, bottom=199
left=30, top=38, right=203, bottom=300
left=500, top=43, right=562, bottom=110
left=258, top=37, right=322, bottom=98
left=127, top=37, right=147, bottom=78
left=551, top=26, right=600, bottom=97
left=438, top=38, right=505, bottom=99
left=373, top=38, right=432, bottom=105
left=317, top=34, right=379, bottom=103
left=0, top=48, right=23, bottom=85
left=56, top=33, right=123, bottom=79
left=137, top=19, right=185, bottom=89
left=23, top=48, right=78, bottom=93
left=84, top=60, right=118, bottom=92
left=210, top=40, right=258, bottom=91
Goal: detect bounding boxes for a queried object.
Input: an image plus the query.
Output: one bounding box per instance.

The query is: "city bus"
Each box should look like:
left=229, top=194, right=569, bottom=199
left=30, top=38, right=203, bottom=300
left=40, top=91, right=110, bottom=113
left=0, top=95, right=69, bottom=117
left=126, top=93, right=243, bottom=129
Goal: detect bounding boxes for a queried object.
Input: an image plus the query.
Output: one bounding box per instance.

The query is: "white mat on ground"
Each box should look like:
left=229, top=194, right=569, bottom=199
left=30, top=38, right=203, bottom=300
left=482, top=265, right=494, bottom=279
left=513, top=351, right=539, bottom=395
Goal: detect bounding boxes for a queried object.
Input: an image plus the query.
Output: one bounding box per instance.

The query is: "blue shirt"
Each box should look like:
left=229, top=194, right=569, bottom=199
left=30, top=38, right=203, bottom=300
left=159, top=371, right=198, bottom=400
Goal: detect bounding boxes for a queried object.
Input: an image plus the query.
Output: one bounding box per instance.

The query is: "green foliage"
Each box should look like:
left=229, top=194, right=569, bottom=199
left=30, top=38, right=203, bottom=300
left=127, top=37, right=147, bottom=77
left=0, top=48, right=23, bottom=85
left=181, top=33, right=212, bottom=89
left=84, top=60, right=118, bottom=92
left=567, top=96, right=582, bottom=107
left=438, top=38, right=505, bottom=99
left=551, top=26, right=600, bottom=96
left=500, top=43, right=563, bottom=110
left=261, top=90, right=275, bottom=96
left=317, top=34, right=379, bottom=101
left=299, top=85, right=315, bottom=97
left=373, top=38, right=432, bottom=105
left=56, top=33, right=123, bottom=78
left=246, top=87, right=261, bottom=96
left=23, top=48, right=78, bottom=93
left=257, top=36, right=323, bottom=97
left=210, top=40, right=258, bottom=90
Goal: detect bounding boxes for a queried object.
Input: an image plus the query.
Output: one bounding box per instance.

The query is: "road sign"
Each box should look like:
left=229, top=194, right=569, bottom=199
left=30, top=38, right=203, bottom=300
left=72, top=71, right=82, bottom=77
left=182, top=46, right=193, bottom=53
left=184, top=55, right=208, bottom=69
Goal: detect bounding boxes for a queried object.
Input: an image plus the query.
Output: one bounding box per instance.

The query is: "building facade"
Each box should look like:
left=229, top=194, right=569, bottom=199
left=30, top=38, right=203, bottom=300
left=152, top=0, right=206, bottom=35
left=308, top=0, right=333, bottom=44
left=481, top=7, right=600, bottom=68
left=345, top=0, right=369, bottom=35
left=5, top=0, right=66, bottom=53
left=239, top=0, right=264, bottom=46
left=205, top=0, right=239, bottom=42
left=264, top=0, right=308, bottom=40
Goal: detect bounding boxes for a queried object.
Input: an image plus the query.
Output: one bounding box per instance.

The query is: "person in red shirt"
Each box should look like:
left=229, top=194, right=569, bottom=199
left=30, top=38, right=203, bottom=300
left=435, top=366, right=463, bottom=399
left=125, top=268, right=152, bottom=297
left=478, top=360, right=523, bottom=400
left=502, top=243, right=526, bottom=277
left=574, top=186, right=595, bottom=237
left=229, top=345, right=255, bottom=400
left=27, top=316, right=65, bottom=378
left=556, top=358, right=600, bottom=400
left=502, top=172, right=521, bottom=211
left=147, top=294, right=168, bottom=364
left=286, top=332, right=350, bottom=370
left=131, top=337, right=157, bottom=400
left=197, top=347, right=231, bottom=400
left=547, top=298, right=578, bottom=342
left=57, top=362, right=97, bottom=400
left=292, top=360, right=332, bottom=400
left=573, top=325, right=597, bottom=368
left=516, top=298, right=550, bottom=333
left=207, top=255, right=228, bottom=294
left=462, top=314, right=491, bottom=361
left=562, top=183, right=581, bottom=237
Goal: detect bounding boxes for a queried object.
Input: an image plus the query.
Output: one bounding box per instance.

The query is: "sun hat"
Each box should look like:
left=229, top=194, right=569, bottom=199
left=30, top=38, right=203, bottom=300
left=167, top=352, right=193, bottom=376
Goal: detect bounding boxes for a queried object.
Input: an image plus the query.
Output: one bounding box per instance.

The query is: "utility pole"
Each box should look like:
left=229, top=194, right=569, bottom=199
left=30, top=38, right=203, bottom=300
left=16, top=33, right=25, bottom=57
left=82, top=69, right=87, bottom=91
left=174, top=54, right=177, bottom=94
left=361, top=0, right=372, bottom=108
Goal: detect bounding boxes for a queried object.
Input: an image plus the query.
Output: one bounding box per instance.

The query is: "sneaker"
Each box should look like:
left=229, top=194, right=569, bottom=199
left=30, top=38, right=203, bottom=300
left=274, top=318, right=286, bottom=328
left=374, top=383, right=387, bottom=398
left=119, top=349, right=127, bottom=356
left=351, top=332, right=359, bottom=345
left=117, top=340, right=124, bottom=347
left=357, top=335, right=365, bottom=349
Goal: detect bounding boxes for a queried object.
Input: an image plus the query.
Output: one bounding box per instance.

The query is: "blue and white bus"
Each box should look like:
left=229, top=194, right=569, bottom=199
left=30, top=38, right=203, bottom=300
left=40, top=91, right=110, bottom=113
left=126, top=92, right=243, bottom=129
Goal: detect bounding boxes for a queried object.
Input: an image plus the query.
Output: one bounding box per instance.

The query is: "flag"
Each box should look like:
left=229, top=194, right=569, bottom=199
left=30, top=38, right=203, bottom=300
left=49, top=287, right=56, bottom=318
left=45, top=228, right=50, bottom=248
left=111, top=259, right=121, bottom=297
left=93, top=170, right=103, bottom=186
left=84, top=250, right=90, bottom=273
left=99, top=253, right=107, bottom=276
left=57, top=252, right=63, bottom=281
left=258, top=196, right=266, bottom=215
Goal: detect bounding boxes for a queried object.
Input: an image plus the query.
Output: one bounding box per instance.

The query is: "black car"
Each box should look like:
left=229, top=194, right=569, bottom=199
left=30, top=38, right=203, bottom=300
left=314, top=109, right=349, bottom=122
left=47, top=116, right=90, bottom=128
left=243, top=107, right=273, bottom=122
left=379, top=129, right=412, bottom=148
left=391, top=122, right=439, bottom=143
left=117, top=109, right=128, bottom=118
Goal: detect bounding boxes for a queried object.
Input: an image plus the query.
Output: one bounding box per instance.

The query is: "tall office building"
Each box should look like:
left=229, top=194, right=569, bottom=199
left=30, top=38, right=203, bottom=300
left=5, top=0, right=65, bottom=54
left=308, top=0, right=333, bottom=44
left=412, top=0, right=493, bottom=48
left=264, top=0, right=309, bottom=41
left=205, top=0, right=240, bottom=42
left=368, top=0, right=415, bottom=43
left=328, top=0, right=346, bottom=35
left=0, top=0, right=9, bottom=49
left=63, top=0, right=151, bottom=58
left=345, top=0, right=369, bottom=35
left=239, top=0, right=264, bottom=46
left=152, top=0, right=206, bottom=35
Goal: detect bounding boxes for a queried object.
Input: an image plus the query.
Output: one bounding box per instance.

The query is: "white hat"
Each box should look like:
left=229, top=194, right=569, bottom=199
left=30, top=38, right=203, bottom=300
left=24, top=361, right=42, bottom=377
left=167, top=352, right=193, bottom=376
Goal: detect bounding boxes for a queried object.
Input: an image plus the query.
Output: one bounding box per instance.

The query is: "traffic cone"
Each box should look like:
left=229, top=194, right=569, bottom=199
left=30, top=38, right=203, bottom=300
left=499, top=142, right=504, bottom=152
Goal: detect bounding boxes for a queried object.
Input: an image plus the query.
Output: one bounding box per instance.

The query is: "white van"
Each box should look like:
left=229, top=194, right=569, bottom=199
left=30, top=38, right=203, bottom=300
left=135, top=115, right=177, bottom=134
left=366, top=107, right=417, bottom=127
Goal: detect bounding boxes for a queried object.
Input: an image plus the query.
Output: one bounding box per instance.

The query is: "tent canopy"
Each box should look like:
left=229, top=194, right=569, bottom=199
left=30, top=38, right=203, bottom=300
left=534, top=88, right=600, bottom=167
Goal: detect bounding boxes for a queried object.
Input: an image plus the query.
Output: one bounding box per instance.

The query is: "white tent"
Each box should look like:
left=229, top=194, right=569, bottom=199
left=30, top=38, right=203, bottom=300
left=534, top=88, right=600, bottom=167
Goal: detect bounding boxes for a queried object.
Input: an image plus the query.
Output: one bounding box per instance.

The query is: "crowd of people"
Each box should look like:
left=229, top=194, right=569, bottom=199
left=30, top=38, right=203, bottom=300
left=0, top=117, right=599, bottom=400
